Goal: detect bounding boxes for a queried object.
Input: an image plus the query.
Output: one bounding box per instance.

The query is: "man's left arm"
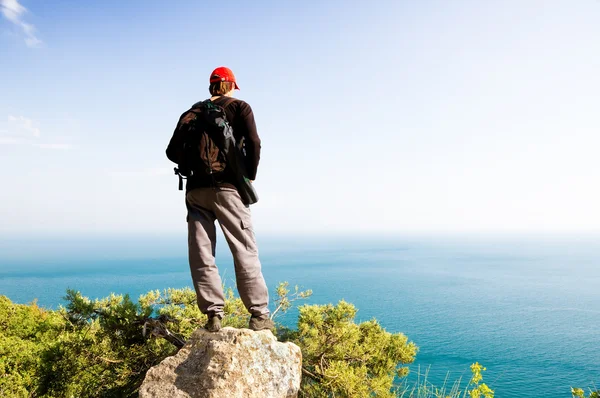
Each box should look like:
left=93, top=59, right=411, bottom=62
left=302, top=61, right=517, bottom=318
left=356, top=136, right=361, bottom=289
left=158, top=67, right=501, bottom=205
left=238, top=102, right=261, bottom=180
left=166, top=111, right=195, bottom=164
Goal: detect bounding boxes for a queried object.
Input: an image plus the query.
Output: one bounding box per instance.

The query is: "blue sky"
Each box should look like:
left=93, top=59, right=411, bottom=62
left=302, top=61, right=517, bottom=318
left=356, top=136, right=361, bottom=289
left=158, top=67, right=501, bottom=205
left=1, top=0, right=599, bottom=236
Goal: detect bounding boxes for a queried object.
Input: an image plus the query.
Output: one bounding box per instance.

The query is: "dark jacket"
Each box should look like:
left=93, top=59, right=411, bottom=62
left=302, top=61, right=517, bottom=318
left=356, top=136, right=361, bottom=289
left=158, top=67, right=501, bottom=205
left=166, top=96, right=261, bottom=191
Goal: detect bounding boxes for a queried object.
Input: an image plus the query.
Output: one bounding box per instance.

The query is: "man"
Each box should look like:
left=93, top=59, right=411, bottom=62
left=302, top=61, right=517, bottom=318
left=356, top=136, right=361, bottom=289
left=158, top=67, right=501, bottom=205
left=166, top=66, right=274, bottom=332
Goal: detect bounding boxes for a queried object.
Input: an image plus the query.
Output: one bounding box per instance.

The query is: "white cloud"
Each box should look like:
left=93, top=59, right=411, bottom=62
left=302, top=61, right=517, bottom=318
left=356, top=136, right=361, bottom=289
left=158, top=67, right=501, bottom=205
left=0, top=0, right=42, bottom=48
left=1, top=114, right=73, bottom=150
left=8, top=114, right=40, bottom=137
left=0, top=0, right=24, bottom=22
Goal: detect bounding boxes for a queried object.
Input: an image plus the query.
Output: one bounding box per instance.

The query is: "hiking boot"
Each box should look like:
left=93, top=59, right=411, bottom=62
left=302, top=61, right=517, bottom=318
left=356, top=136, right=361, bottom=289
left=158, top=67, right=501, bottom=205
left=249, top=316, right=275, bottom=332
left=205, top=316, right=221, bottom=332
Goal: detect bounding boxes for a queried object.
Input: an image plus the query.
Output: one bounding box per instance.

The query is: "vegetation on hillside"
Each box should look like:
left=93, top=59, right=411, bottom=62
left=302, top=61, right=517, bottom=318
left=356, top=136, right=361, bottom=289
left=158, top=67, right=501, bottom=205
left=4, top=282, right=591, bottom=397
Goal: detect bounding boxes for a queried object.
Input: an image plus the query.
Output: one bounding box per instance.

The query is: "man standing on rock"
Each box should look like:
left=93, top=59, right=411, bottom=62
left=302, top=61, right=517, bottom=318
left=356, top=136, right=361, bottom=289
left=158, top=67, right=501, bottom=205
left=166, top=66, right=274, bottom=333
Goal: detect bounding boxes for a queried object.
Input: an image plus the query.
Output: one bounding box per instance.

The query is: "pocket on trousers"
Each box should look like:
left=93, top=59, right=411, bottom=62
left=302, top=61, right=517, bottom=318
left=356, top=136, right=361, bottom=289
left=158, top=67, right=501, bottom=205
left=241, top=218, right=258, bottom=254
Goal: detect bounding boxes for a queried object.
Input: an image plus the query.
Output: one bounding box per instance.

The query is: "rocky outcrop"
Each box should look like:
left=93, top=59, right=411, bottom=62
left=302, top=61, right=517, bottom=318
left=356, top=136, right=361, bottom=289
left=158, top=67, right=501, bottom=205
left=139, top=327, right=302, bottom=398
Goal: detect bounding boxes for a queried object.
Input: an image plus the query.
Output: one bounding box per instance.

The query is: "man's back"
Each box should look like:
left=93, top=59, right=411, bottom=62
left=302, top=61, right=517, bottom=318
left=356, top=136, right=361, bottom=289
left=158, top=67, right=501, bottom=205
left=167, top=96, right=261, bottom=192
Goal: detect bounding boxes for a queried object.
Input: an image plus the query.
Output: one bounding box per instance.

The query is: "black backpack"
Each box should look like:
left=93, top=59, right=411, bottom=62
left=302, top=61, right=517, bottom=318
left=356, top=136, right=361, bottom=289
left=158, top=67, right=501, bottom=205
left=170, top=99, right=258, bottom=205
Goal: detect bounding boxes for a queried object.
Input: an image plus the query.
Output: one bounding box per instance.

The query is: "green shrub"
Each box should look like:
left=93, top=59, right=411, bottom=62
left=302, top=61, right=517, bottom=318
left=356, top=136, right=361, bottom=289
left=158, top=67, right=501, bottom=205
left=0, top=284, right=310, bottom=397
left=283, top=300, right=418, bottom=397
left=0, top=284, right=506, bottom=398
left=0, top=296, right=65, bottom=397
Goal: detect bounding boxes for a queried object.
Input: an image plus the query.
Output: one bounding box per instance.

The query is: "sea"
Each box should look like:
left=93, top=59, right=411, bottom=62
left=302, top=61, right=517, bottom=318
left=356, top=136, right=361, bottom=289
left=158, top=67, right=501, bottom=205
left=0, top=233, right=598, bottom=397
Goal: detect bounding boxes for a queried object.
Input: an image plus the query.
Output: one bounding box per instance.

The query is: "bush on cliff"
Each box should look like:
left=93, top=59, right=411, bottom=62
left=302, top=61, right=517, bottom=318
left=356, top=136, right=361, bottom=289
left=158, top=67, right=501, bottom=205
left=0, top=296, right=64, bottom=397
left=0, top=285, right=499, bottom=398
left=284, top=301, right=417, bottom=397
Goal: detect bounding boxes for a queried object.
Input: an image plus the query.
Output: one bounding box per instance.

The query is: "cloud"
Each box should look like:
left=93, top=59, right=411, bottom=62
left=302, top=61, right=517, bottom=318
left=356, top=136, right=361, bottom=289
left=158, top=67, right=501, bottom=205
left=1, top=114, right=73, bottom=149
left=0, top=0, right=42, bottom=47
left=0, top=0, right=24, bottom=22
left=8, top=114, right=40, bottom=137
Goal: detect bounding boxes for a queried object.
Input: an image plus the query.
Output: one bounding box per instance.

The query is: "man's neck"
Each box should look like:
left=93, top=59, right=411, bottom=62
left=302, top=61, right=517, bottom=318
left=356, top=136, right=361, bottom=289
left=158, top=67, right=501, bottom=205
left=210, top=93, right=234, bottom=101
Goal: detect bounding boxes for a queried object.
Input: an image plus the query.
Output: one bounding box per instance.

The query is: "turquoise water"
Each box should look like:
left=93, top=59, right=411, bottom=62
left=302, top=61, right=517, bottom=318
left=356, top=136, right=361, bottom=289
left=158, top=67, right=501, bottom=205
left=1, top=234, right=599, bottom=397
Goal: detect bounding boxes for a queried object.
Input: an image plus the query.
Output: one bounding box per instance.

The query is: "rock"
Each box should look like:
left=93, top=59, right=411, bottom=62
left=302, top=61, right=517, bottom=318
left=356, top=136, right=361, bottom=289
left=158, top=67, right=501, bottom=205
left=139, top=327, right=302, bottom=398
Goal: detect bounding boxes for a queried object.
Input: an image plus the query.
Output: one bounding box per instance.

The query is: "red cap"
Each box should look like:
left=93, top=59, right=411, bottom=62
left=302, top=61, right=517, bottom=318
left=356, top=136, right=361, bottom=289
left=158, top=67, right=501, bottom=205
left=209, top=66, right=240, bottom=90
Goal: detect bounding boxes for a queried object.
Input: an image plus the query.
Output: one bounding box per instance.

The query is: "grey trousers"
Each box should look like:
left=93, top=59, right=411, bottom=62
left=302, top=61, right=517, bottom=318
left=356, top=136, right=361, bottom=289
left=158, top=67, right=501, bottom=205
left=186, top=187, right=269, bottom=319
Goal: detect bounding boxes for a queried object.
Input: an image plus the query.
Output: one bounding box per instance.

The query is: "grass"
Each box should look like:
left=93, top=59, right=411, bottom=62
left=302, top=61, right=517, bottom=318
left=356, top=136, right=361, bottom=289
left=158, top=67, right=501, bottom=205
left=397, top=363, right=494, bottom=398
